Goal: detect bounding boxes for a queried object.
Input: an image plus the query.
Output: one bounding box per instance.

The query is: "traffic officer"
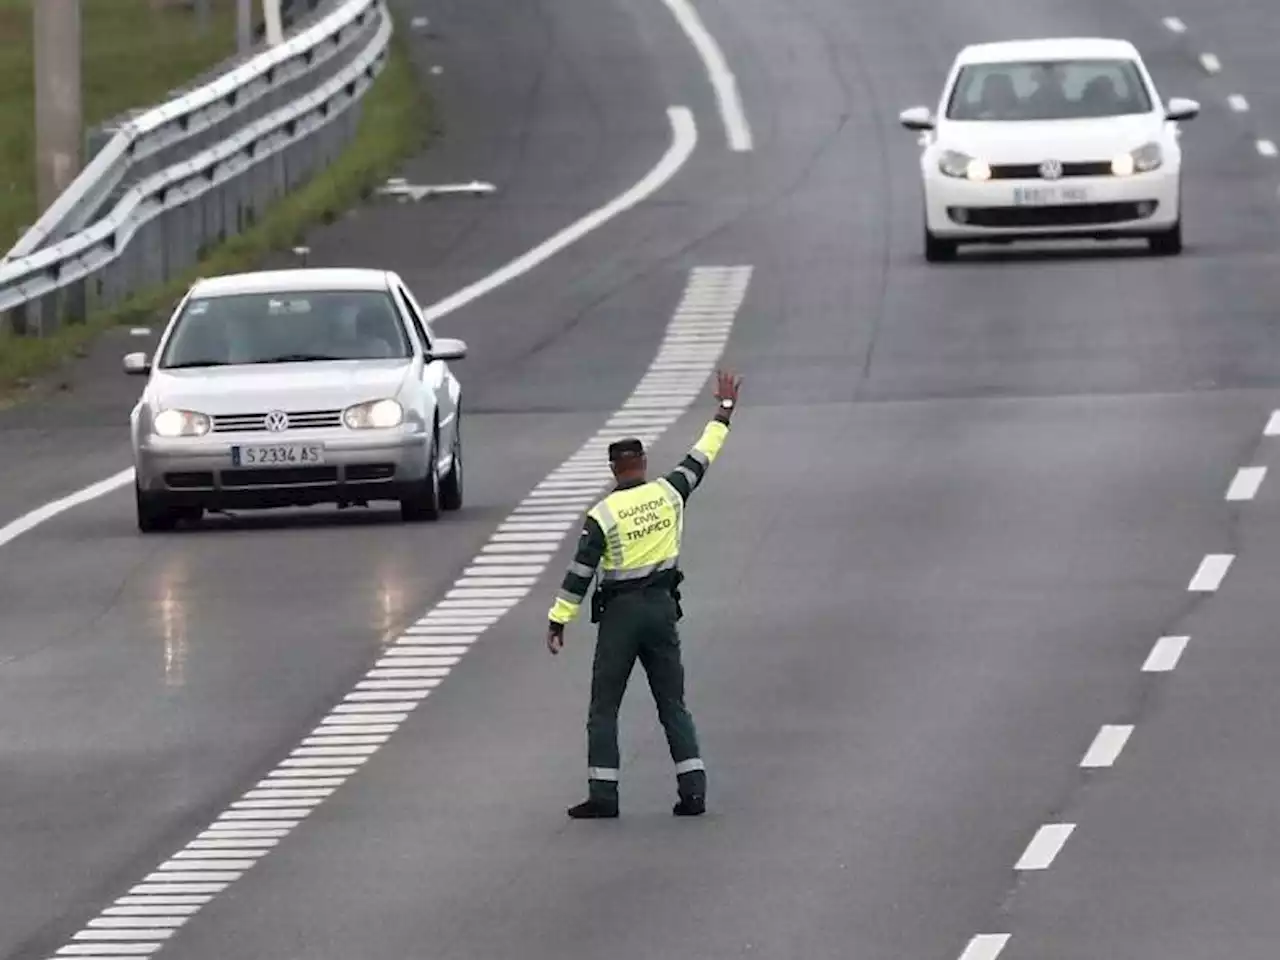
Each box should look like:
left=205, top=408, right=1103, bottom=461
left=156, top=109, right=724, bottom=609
left=546, top=369, right=742, bottom=819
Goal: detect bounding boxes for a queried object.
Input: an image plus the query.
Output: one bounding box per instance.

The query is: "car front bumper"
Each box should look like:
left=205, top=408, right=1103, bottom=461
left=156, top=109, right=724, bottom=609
left=923, top=165, right=1180, bottom=240
left=134, top=426, right=431, bottom=509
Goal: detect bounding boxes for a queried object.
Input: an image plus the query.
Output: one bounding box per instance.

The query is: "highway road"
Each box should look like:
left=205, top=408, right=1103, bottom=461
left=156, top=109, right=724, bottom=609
left=2, top=0, right=1280, bottom=957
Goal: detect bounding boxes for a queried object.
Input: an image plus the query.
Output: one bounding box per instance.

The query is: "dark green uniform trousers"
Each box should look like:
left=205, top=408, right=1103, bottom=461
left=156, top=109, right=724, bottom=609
left=587, top=587, right=705, bottom=802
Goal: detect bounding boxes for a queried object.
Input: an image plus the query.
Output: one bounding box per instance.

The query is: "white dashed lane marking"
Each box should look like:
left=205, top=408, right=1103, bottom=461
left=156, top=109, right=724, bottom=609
left=1080, top=724, right=1135, bottom=768
left=1226, top=466, right=1266, bottom=500
left=1143, top=635, right=1189, bottom=672
left=1228, top=94, right=1249, bottom=112
left=1257, top=139, right=1278, bottom=158
left=1014, top=823, right=1075, bottom=870
left=1263, top=410, right=1280, bottom=435
left=957, top=934, right=1010, bottom=960
left=1188, top=553, right=1234, bottom=591
left=1162, top=16, right=1186, bottom=33
left=40, top=265, right=753, bottom=959
left=1199, top=52, right=1221, bottom=74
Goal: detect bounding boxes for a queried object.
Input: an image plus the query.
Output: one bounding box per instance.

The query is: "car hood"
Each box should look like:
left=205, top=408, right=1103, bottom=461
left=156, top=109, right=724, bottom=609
left=147, top=360, right=411, bottom=414
left=937, top=116, right=1165, bottom=163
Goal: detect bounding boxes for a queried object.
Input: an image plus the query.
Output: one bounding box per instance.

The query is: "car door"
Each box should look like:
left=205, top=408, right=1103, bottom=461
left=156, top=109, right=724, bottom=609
left=392, top=282, right=459, bottom=456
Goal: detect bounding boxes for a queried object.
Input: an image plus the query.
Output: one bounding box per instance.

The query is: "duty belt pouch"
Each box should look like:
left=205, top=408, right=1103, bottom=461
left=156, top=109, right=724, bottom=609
left=590, top=590, right=606, bottom=624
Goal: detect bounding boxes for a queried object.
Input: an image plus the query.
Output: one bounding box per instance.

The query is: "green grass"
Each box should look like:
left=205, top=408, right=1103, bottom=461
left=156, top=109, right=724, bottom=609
left=0, top=17, right=436, bottom=402
left=0, top=0, right=242, bottom=248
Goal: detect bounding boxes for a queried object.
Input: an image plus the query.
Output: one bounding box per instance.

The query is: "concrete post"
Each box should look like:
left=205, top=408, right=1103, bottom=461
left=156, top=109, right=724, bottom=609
left=33, top=0, right=83, bottom=214
left=262, top=0, right=284, bottom=46
left=237, top=0, right=253, bottom=53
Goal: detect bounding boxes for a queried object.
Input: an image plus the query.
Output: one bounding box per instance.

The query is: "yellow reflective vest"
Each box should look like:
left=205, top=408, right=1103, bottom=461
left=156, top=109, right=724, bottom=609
left=548, top=416, right=730, bottom=626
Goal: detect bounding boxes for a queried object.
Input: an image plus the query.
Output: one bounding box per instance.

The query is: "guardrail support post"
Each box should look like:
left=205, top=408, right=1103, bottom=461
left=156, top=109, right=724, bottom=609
left=262, top=0, right=284, bottom=46
left=33, top=0, right=83, bottom=216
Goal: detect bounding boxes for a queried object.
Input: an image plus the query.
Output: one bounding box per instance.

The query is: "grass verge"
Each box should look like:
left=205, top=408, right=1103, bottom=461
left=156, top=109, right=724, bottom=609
left=0, top=20, right=435, bottom=405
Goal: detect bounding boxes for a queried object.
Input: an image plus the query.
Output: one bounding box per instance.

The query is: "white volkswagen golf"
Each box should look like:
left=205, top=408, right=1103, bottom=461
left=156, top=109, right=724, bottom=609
left=898, top=37, right=1199, bottom=260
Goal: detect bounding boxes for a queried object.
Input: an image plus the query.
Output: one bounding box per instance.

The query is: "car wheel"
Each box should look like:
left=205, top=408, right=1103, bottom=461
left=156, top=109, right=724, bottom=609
left=136, top=482, right=179, bottom=533
left=439, top=411, right=463, bottom=512
left=401, top=432, right=441, bottom=522
left=924, top=227, right=957, bottom=262
left=1148, top=219, right=1182, bottom=256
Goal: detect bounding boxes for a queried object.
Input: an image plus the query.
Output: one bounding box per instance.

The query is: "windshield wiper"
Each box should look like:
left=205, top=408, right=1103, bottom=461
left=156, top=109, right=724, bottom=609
left=247, top=353, right=338, bottom=364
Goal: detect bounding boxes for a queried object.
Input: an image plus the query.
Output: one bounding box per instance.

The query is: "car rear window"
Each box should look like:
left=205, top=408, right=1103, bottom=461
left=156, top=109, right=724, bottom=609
left=945, top=58, right=1154, bottom=121
left=159, top=289, right=412, bottom=368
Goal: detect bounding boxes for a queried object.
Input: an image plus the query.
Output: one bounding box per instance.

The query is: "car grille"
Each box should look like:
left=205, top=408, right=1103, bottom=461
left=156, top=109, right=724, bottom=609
left=221, top=466, right=340, bottom=487
left=988, top=161, right=1114, bottom=179
left=952, top=201, right=1156, bottom=228
left=211, top=409, right=343, bottom=433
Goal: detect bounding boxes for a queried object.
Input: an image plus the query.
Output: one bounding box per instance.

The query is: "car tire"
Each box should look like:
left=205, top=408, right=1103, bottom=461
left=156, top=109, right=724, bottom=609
left=136, top=483, right=179, bottom=533
left=439, top=411, right=463, bottom=512
left=1147, top=219, right=1182, bottom=256
left=401, top=432, right=441, bottom=522
left=924, top=227, right=957, bottom=262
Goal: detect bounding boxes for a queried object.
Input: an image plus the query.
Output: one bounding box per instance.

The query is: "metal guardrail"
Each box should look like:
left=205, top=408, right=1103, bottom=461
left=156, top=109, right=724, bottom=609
left=0, top=0, right=393, bottom=337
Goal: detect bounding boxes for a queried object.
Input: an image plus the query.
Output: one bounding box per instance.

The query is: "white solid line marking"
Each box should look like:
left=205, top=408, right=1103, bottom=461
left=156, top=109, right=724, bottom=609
left=1228, top=94, right=1249, bottom=112
left=0, top=467, right=133, bottom=549
left=659, top=0, right=751, bottom=150
left=419, top=107, right=697, bottom=321
left=1226, top=466, right=1266, bottom=500
left=1200, top=52, right=1221, bottom=73
left=1143, top=635, right=1189, bottom=671
left=1258, top=139, right=1278, bottom=157
left=104, top=905, right=204, bottom=916
left=1015, top=823, right=1075, bottom=869
left=958, top=934, right=1011, bottom=960
left=1265, top=410, right=1280, bottom=435
left=464, top=565, right=547, bottom=577
left=321, top=712, right=407, bottom=724
left=1162, top=16, right=1186, bottom=32
left=1081, top=724, right=1134, bottom=767
left=1188, top=553, right=1233, bottom=591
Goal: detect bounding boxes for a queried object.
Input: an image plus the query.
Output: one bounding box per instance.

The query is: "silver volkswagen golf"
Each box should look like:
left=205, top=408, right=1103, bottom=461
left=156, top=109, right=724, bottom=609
left=125, top=268, right=467, bottom=532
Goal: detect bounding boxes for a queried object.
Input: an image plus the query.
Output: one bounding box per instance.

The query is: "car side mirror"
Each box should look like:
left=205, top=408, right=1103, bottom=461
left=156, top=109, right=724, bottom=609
left=427, top=337, right=467, bottom=362
left=1165, top=97, right=1200, bottom=121
left=898, top=106, right=935, bottom=131
left=123, top=351, right=151, bottom=376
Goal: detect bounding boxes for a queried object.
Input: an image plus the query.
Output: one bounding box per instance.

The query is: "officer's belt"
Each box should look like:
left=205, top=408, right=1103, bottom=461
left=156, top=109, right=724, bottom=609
left=591, top=567, right=683, bottom=622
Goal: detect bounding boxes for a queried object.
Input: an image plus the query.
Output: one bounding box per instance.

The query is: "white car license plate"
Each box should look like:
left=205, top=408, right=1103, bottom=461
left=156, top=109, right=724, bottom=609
left=1013, top=185, right=1089, bottom=206
left=231, top=443, right=325, bottom=467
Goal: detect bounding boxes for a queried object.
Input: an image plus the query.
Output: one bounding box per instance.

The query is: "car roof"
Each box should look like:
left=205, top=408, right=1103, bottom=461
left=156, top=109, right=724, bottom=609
left=188, top=268, right=395, bottom=298
left=956, top=37, right=1141, bottom=64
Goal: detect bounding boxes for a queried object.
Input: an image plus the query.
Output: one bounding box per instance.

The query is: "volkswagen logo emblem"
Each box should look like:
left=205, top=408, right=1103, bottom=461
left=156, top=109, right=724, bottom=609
left=264, top=410, right=289, bottom=432
left=1038, top=158, right=1064, bottom=180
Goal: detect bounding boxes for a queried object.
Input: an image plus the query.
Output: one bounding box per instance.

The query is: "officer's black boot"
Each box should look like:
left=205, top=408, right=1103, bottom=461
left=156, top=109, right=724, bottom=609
left=673, top=768, right=706, bottom=816
left=672, top=795, right=705, bottom=816
left=568, top=797, right=619, bottom=818
left=568, top=780, right=619, bottom=819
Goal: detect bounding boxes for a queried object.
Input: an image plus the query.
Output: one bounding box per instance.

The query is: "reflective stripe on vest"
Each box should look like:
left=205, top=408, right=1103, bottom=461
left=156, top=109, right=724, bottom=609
left=588, top=477, right=684, bottom=581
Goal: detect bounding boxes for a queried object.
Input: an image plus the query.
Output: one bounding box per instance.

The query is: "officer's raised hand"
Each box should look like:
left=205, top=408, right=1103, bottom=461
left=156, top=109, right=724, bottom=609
left=714, top=369, right=742, bottom=417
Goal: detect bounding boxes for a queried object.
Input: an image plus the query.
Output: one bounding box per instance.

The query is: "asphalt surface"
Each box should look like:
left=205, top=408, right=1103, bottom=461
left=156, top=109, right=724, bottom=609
left=4, top=0, right=1280, bottom=957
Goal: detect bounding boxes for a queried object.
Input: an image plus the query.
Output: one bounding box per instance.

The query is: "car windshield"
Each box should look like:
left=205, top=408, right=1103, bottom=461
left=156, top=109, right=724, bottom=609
left=945, top=58, right=1154, bottom=121
left=158, top=289, right=412, bottom=369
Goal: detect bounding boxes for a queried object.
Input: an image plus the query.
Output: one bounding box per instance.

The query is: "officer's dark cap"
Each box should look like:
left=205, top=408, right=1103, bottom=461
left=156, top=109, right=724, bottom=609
left=608, top=437, right=645, bottom=462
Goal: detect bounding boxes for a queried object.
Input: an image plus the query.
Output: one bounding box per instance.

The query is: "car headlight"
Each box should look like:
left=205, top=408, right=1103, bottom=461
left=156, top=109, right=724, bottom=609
left=343, top=398, right=404, bottom=429
left=152, top=408, right=210, bottom=438
left=938, top=149, right=991, bottom=181
left=1111, top=142, right=1162, bottom=176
